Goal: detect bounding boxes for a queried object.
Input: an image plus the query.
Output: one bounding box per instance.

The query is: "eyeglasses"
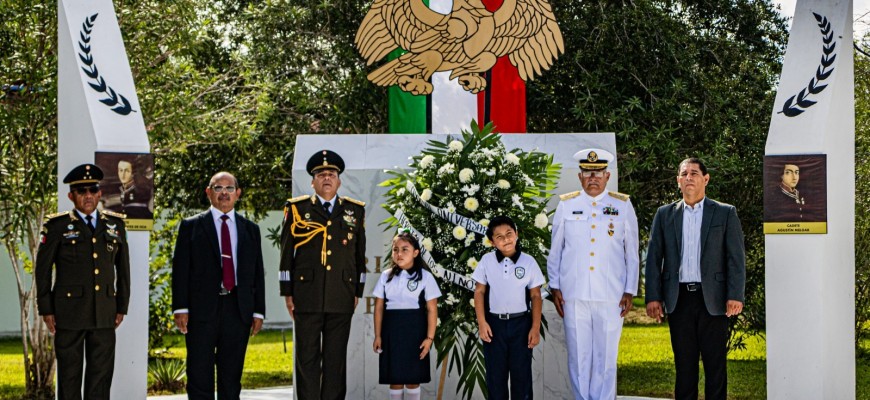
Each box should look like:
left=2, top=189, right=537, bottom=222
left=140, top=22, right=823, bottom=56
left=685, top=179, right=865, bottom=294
left=581, top=171, right=607, bottom=178
left=74, top=186, right=100, bottom=195
left=211, top=185, right=237, bottom=193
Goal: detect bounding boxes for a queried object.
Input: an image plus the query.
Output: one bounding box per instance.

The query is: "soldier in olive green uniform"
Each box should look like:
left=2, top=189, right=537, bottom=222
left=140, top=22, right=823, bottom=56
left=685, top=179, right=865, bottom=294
left=280, top=150, right=366, bottom=400
left=35, top=164, right=131, bottom=400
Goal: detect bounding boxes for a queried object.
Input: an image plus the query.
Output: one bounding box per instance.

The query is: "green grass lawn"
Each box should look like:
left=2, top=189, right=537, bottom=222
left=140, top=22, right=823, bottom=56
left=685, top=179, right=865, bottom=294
left=618, top=324, right=767, bottom=399
left=1, top=328, right=869, bottom=399
left=150, top=329, right=294, bottom=391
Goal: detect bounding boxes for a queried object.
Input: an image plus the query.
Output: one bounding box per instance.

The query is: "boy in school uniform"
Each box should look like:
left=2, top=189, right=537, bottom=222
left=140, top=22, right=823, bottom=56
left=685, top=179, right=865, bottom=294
left=473, top=216, right=545, bottom=400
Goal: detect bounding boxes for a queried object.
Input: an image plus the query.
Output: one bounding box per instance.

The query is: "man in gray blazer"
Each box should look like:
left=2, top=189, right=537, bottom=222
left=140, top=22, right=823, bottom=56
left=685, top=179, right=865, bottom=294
left=645, top=157, right=745, bottom=400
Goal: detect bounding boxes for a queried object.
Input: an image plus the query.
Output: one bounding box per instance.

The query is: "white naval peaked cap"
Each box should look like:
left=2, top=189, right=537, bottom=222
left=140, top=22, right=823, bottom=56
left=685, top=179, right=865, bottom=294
left=572, top=148, right=614, bottom=170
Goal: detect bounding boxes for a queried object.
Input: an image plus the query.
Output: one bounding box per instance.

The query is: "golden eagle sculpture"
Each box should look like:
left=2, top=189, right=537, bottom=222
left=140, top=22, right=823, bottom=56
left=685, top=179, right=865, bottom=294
left=355, top=0, right=565, bottom=95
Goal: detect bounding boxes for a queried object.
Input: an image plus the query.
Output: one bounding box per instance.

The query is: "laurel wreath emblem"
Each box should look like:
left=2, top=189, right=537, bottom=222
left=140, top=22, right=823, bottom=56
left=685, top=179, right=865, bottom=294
left=779, top=12, right=836, bottom=117
left=77, top=13, right=134, bottom=116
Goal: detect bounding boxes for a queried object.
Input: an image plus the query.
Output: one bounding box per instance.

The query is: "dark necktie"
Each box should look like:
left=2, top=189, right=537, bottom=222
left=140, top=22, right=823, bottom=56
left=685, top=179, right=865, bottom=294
left=220, top=215, right=236, bottom=291
left=323, top=201, right=331, bottom=216
left=85, top=215, right=95, bottom=232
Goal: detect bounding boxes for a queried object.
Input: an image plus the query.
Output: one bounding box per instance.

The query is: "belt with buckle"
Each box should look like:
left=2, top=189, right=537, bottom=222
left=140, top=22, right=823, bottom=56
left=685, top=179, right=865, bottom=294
left=491, top=311, right=529, bottom=320
left=681, top=282, right=701, bottom=292
left=218, top=287, right=234, bottom=296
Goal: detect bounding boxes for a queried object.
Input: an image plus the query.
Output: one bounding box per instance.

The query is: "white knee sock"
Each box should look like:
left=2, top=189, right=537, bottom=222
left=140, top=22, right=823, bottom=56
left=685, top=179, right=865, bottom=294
left=405, top=387, right=421, bottom=400
left=390, top=388, right=404, bottom=400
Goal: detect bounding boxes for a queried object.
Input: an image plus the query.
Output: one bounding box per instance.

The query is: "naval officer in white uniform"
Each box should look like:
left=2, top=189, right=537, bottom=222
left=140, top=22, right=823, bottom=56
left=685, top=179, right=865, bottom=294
left=546, top=148, right=639, bottom=400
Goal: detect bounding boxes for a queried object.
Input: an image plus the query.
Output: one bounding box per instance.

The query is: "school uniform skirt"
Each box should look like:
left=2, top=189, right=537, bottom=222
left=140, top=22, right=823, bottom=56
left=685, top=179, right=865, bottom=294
left=379, top=308, right=431, bottom=384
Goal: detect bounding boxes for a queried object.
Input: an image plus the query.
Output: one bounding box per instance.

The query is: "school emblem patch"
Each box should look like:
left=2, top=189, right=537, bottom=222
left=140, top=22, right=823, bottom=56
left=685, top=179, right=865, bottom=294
left=514, top=267, right=526, bottom=279
left=407, top=279, right=419, bottom=292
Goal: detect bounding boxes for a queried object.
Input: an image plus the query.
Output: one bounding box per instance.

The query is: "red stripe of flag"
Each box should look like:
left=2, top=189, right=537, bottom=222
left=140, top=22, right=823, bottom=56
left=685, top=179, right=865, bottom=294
left=477, top=0, right=527, bottom=134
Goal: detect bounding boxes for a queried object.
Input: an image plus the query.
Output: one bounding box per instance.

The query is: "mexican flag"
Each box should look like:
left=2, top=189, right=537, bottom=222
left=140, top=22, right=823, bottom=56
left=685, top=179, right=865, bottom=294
left=388, top=0, right=527, bottom=134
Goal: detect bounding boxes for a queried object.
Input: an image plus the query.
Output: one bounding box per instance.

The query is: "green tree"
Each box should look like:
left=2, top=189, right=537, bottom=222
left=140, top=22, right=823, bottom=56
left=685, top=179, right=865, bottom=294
left=855, top=37, right=870, bottom=350
left=0, top=2, right=58, bottom=397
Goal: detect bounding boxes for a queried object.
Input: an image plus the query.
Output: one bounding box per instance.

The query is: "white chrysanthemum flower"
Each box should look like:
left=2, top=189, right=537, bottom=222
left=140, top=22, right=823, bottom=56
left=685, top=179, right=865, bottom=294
left=497, top=179, right=510, bottom=189
left=534, top=213, right=549, bottom=229
left=459, top=168, right=474, bottom=183
left=464, top=197, right=479, bottom=212
left=419, top=155, right=435, bottom=169
left=446, top=293, right=458, bottom=305
left=479, top=218, right=490, bottom=227
left=422, top=237, right=433, bottom=251
left=467, top=257, right=478, bottom=270
left=523, top=174, right=534, bottom=186
left=464, top=234, right=475, bottom=247
left=447, top=204, right=456, bottom=213
left=452, top=226, right=467, bottom=240
left=483, top=237, right=493, bottom=248
left=438, top=162, right=455, bottom=176
left=484, top=168, right=496, bottom=176
left=481, top=148, right=496, bottom=158
left=512, top=194, right=525, bottom=210
left=448, top=140, right=464, bottom=152
left=460, top=184, right=480, bottom=196
left=506, top=153, right=520, bottom=165
left=469, top=298, right=476, bottom=307
left=420, top=188, right=432, bottom=202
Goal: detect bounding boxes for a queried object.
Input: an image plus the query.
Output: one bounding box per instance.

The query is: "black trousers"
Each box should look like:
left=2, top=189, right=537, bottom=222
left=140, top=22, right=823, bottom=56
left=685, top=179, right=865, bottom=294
left=54, top=327, right=116, bottom=400
left=186, top=293, right=251, bottom=400
left=668, top=285, right=729, bottom=400
left=294, top=312, right=353, bottom=400
left=482, top=313, right=533, bottom=400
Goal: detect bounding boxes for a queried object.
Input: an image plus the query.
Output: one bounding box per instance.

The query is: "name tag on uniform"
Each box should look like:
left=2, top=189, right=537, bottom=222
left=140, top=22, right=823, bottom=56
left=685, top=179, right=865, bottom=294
left=572, top=211, right=583, bottom=215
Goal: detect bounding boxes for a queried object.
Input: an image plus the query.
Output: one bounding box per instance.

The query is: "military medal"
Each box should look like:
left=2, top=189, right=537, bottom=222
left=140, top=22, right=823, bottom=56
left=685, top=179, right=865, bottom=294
left=305, top=213, right=311, bottom=219
left=608, top=222, right=615, bottom=237
left=107, top=243, right=114, bottom=252
left=68, top=224, right=74, bottom=230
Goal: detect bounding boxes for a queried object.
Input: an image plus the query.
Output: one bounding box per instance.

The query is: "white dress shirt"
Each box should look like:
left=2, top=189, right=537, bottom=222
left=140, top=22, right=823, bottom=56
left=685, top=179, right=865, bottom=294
left=679, top=199, right=704, bottom=283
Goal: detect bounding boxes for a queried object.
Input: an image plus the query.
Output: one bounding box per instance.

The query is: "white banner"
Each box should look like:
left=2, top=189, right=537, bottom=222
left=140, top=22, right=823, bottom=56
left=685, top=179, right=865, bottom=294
left=405, top=181, right=487, bottom=235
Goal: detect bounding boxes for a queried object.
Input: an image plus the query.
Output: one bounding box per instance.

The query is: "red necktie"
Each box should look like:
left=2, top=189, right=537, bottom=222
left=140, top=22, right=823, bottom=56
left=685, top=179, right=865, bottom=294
left=220, top=215, right=235, bottom=291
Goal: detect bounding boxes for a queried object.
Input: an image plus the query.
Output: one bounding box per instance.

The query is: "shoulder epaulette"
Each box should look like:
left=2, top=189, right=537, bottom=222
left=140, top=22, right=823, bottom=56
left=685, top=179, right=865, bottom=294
left=559, top=191, right=581, bottom=201
left=342, top=196, right=366, bottom=207
left=286, top=195, right=310, bottom=204
left=608, top=191, right=630, bottom=201
left=44, top=211, right=70, bottom=221
left=102, top=210, right=127, bottom=219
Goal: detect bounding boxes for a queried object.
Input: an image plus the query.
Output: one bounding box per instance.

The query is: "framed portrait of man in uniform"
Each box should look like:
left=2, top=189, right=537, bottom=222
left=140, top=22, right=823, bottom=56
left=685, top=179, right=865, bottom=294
left=763, top=154, right=827, bottom=234
left=95, top=152, right=155, bottom=230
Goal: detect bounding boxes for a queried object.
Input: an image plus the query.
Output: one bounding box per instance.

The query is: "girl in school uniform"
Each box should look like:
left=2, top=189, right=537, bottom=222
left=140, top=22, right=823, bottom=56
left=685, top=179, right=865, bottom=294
left=373, top=231, right=442, bottom=400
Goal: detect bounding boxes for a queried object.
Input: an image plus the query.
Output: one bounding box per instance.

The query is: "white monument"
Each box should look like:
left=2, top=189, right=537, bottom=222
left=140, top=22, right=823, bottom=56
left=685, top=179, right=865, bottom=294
left=58, top=0, right=149, bottom=397
left=764, top=1, right=854, bottom=399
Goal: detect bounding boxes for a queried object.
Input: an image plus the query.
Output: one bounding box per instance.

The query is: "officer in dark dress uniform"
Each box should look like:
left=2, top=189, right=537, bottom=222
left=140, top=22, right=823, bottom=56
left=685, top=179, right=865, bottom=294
left=35, top=164, right=130, bottom=400
left=279, top=150, right=367, bottom=400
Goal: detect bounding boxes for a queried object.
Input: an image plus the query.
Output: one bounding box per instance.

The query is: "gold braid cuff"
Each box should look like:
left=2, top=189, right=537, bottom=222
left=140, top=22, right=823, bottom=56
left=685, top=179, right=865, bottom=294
left=290, top=204, right=328, bottom=265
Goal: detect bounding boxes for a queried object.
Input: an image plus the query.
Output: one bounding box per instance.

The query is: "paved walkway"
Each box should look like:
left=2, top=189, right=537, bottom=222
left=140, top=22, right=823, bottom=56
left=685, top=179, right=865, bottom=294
left=148, top=386, right=663, bottom=399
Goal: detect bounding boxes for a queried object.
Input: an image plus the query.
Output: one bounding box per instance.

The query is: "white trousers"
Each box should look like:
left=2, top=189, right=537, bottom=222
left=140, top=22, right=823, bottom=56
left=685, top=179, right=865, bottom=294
left=563, top=300, right=624, bottom=400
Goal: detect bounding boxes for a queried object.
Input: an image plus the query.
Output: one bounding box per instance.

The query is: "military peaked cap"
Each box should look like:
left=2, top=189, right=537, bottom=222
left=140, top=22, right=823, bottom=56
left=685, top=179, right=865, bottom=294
left=63, top=164, right=103, bottom=188
left=306, top=150, right=345, bottom=176
left=573, top=148, right=614, bottom=171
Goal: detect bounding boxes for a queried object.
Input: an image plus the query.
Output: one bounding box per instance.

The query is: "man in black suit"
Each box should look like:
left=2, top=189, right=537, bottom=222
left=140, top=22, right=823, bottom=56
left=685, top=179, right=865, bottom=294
left=645, top=158, right=746, bottom=400
left=172, top=171, right=266, bottom=400
left=280, top=150, right=366, bottom=400
left=36, top=164, right=130, bottom=400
